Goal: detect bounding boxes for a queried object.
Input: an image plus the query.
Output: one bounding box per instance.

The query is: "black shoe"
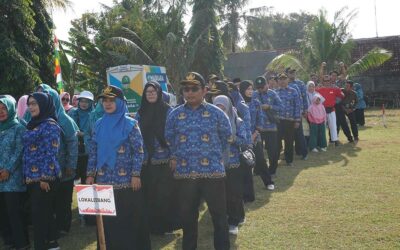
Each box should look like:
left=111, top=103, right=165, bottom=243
left=47, top=241, right=60, bottom=250
left=334, top=141, right=340, bottom=146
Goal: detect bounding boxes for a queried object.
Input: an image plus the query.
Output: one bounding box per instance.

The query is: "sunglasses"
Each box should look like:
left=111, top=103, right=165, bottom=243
left=62, top=98, right=70, bottom=102
left=182, top=86, right=201, bottom=93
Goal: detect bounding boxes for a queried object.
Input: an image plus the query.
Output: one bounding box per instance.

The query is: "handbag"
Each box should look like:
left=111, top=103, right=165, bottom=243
left=240, top=147, right=256, bottom=167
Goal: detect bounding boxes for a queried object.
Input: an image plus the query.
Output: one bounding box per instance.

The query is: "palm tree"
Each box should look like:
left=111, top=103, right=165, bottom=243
left=43, top=0, right=73, bottom=11
left=266, top=7, right=392, bottom=78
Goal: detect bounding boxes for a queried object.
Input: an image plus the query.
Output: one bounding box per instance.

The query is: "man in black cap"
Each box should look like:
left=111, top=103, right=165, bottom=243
left=250, top=76, right=282, bottom=181
left=208, top=74, right=219, bottom=89
left=286, top=67, right=308, bottom=160
left=165, top=72, right=232, bottom=250
left=276, top=73, right=301, bottom=166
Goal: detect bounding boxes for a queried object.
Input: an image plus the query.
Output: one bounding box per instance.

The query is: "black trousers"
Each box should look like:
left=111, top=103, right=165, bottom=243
left=253, top=141, right=274, bottom=185
left=101, top=188, right=151, bottom=250
left=242, top=162, right=255, bottom=203
left=346, top=111, right=359, bottom=139
left=294, top=121, right=308, bottom=157
left=355, top=109, right=365, bottom=126
left=77, top=154, right=89, bottom=184
left=278, top=120, right=296, bottom=164
left=260, top=131, right=279, bottom=175
left=54, top=179, right=74, bottom=233
left=0, top=192, right=29, bottom=248
left=29, top=181, right=59, bottom=250
left=226, top=167, right=244, bottom=226
left=177, top=178, right=230, bottom=250
left=336, top=106, right=353, bottom=141
left=142, top=163, right=180, bottom=234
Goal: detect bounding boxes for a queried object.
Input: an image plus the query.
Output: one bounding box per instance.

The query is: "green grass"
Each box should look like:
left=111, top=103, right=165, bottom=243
left=4, top=109, right=400, bottom=249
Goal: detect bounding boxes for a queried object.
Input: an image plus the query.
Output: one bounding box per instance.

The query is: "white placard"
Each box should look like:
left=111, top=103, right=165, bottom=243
left=75, top=185, right=116, bottom=216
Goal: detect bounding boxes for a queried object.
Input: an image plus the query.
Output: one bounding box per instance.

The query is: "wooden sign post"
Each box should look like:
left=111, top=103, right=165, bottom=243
left=75, top=185, right=116, bottom=250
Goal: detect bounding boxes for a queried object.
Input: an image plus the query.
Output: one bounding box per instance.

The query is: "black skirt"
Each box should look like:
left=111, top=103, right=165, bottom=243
left=100, top=188, right=151, bottom=250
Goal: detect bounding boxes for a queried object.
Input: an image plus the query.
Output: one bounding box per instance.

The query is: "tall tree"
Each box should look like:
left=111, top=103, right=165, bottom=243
left=267, top=8, right=392, bottom=78
left=0, top=0, right=40, bottom=97
left=187, top=0, right=225, bottom=77
left=32, top=0, right=55, bottom=86
left=244, top=7, right=315, bottom=51
left=220, top=0, right=248, bottom=53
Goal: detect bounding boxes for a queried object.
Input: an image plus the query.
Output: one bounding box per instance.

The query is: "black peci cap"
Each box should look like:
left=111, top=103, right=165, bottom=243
left=98, top=85, right=124, bottom=100
left=254, top=76, right=267, bottom=88
left=180, top=72, right=206, bottom=88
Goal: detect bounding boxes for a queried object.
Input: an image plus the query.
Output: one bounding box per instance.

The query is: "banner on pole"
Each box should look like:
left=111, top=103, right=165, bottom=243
left=75, top=185, right=116, bottom=216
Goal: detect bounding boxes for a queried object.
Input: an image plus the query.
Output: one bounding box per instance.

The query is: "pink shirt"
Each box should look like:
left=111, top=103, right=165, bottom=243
left=308, top=95, right=326, bottom=124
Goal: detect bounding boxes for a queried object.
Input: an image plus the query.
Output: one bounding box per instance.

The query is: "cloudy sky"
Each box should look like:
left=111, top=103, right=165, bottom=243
left=52, top=0, right=399, bottom=41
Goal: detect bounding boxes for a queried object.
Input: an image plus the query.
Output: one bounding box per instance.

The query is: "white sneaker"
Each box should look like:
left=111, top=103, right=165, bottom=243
left=311, top=148, right=319, bottom=153
left=267, top=184, right=275, bottom=191
left=239, top=218, right=246, bottom=226
left=229, top=225, right=238, bottom=235
left=321, top=147, right=327, bottom=152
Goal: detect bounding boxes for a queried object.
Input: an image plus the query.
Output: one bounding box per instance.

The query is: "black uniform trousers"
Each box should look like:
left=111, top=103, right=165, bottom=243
left=177, top=178, right=230, bottom=250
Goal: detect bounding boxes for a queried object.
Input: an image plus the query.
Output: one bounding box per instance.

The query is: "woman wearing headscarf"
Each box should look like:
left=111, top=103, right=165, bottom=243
left=69, top=91, right=94, bottom=184
left=60, top=92, right=75, bottom=113
left=72, top=94, right=79, bottom=108
left=86, top=86, right=150, bottom=249
left=23, top=92, right=61, bottom=250
left=213, top=95, right=248, bottom=236
left=36, top=84, right=79, bottom=235
left=16, top=95, right=28, bottom=120
left=0, top=95, right=29, bottom=249
left=239, top=80, right=257, bottom=203
left=136, top=81, right=177, bottom=235
left=239, top=80, right=253, bottom=105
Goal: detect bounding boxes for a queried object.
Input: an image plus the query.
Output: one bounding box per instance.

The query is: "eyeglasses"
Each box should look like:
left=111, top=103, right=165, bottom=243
left=62, top=98, right=70, bottom=102
left=145, top=90, right=157, bottom=95
left=182, top=86, right=200, bottom=93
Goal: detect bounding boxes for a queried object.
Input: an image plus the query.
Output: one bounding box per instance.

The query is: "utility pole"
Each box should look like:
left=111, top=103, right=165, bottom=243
left=374, top=0, right=378, bottom=37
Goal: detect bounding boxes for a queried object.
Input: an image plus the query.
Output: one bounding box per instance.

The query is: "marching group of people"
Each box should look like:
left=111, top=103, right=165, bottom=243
left=0, top=62, right=367, bottom=250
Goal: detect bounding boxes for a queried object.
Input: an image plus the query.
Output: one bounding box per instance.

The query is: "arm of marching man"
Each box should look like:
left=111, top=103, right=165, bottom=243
left=129, top=122, right=144, bottom=177
left=217, top=109, right=233, bottom=154
left=165, top=109, right=177, bottom=159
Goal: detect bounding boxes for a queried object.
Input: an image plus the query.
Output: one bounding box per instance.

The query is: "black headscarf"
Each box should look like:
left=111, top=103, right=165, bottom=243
left=239, top=80, right=253, bottom=103
left=26, top=92, right=58, bottom=130
left=138, top=81, right=170, bottom=157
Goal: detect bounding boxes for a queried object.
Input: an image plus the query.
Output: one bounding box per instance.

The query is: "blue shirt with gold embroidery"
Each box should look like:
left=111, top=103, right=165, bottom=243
left=249, top=89, right=283, bottom=132
left=276, top=87, right=301, bottom=121
left=289, top=79, right=308, bottom=113
left=165, top=102, right=232, bottom=179
left=23, top=121, right=61, bottom=184
left=135, top=108, right=172, bottom=166
left=227, top=118, right=247, bottom=169
left=87, top=122, right=144, bottom=189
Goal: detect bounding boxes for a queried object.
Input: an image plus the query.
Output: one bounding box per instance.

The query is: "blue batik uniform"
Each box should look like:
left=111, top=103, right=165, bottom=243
left=289, top=79, right=308, bottom=113
left=87, top=121, right=144, bottom=189
left=249, top=89, right=283, bottom=132
left=0, top=123, right=26, bottom=192
left=135, top=109, right=172, bottom=165
left=227, top=118, right=247, bottom=169
left=276, top=87, right=301, bottom=121
left=165, top=102, right=232, bottom=179
left=23, top=121, right=62, bottom=184
left=231, top=90, right=252, bottom=145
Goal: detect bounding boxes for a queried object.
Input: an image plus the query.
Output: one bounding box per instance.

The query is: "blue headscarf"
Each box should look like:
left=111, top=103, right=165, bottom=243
left=41, top=84, right=78, bottom=137
left=76, top=98, right=94, bottom=132
left=0, top=95, right=20, bottom=131
left=95, top=98, right=135, bottom=168
left=26, top=92, right=57, bottom=130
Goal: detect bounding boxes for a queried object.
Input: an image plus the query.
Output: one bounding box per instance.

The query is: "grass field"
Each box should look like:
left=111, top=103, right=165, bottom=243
left=4, top=109, right=400, bottom=249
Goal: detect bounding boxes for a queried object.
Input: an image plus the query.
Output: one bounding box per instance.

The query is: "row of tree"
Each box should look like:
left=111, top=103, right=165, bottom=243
left=0, top=0, right=392, bottom=97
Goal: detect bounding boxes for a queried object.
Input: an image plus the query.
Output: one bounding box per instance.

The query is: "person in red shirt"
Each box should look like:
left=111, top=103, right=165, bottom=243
left=316, top=75, right=344, bottom=146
